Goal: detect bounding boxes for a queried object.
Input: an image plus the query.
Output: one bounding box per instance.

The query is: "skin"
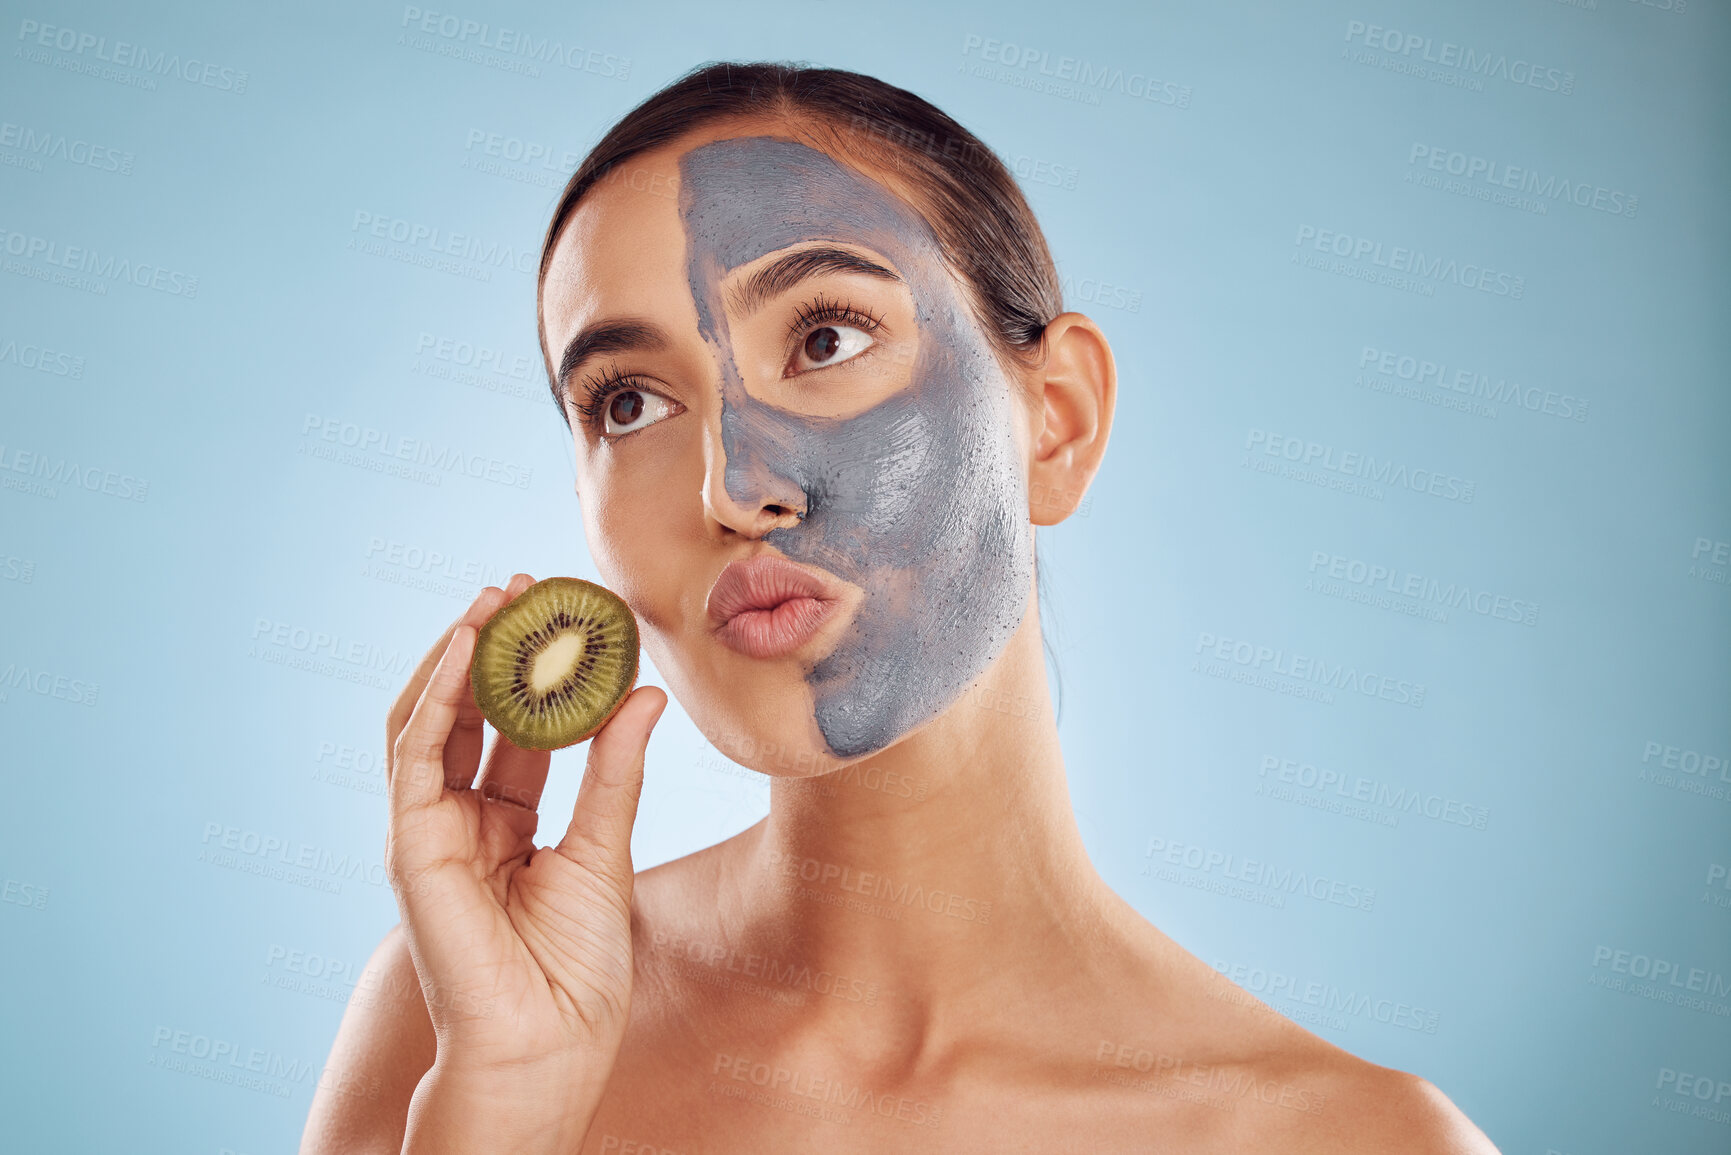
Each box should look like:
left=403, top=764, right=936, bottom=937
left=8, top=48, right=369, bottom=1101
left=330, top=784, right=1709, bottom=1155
left=676, top=135, right=1033, bottom=759
left=302, top=117, right=1502, bottom=1154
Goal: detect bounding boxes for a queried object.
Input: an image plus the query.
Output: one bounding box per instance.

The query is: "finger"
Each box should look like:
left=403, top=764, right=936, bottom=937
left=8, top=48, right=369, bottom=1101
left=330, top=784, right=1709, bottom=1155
left=439, top=675, right=487, bottom=794
left=443, top=574, right=538, bottom=791
left=554, top=687, right=667, bottom=880
left=475, top=736, right=549, bottom=876
left=386, top=589, right=501, bottom=743
left=386, top=585, right=510, bottom=786
left=477, top=734, right=552, bottom=813
left=389, top=625, right=478, bottom=819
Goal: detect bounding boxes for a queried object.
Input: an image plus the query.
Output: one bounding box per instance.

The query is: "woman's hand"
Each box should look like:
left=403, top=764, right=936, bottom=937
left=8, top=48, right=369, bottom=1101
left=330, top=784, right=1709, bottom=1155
left=383, top=574, right=666, bottom=1152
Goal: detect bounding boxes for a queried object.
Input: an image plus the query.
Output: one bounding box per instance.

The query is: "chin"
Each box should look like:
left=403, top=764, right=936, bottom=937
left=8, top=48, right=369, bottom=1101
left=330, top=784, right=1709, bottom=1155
left=654, top=633, right=852, bottom=778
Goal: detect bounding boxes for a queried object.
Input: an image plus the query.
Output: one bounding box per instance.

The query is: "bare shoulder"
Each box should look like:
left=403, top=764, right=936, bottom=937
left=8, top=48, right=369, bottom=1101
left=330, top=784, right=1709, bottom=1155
left=1202, top=1007, right=1500, bottom=1155
left=1296, top=1053, right=1502, bottom=1155
left=1094, top=919, right=1500, bottom=1154
left=299, top=923, right=434, bottom=1155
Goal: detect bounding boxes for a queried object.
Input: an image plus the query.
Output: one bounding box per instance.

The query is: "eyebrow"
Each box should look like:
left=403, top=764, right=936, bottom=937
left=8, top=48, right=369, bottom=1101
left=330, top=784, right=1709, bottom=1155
left=555, top=319, right=669, bottom=401
left=727, top=245, right=902, bottom=317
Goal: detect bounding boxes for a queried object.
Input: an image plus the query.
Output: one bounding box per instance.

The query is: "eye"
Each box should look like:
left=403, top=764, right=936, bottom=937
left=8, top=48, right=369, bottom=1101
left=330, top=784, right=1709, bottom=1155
left=601, top=387, right=678, bottom=436
left=791, top=323, right=873, bottom=373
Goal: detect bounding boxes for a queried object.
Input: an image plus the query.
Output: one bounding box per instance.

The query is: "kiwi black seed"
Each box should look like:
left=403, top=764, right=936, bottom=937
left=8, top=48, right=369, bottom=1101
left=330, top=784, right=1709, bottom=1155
left=470, top=577, right=640, bottom=751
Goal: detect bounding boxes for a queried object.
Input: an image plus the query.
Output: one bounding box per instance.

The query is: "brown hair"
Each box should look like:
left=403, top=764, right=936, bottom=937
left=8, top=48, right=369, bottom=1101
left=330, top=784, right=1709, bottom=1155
left=534, top=61, right=1066, bottom=412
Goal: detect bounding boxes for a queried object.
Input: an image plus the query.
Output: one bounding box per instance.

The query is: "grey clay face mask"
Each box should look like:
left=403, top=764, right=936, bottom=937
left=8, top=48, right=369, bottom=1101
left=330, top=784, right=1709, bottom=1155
left=678, top=136, right=1033, bottom=758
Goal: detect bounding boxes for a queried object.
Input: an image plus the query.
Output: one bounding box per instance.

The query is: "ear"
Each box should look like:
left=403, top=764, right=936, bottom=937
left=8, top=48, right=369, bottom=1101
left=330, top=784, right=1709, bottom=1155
left=1026, top=312, right=1116, bottom=527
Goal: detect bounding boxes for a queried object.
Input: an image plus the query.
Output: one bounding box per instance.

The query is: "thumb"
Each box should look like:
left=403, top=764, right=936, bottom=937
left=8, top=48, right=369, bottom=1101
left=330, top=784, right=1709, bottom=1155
left=554, top=686, right=667, bottom=881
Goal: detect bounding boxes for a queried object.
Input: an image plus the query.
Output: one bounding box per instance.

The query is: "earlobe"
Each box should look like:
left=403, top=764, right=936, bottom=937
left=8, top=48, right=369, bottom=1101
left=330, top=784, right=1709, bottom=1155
left=1026, top=313, right=1116, bottom=527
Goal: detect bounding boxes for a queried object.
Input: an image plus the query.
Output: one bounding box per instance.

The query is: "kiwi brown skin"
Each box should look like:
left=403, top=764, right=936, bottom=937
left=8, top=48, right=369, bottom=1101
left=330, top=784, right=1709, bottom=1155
left=560, top=657, right=639, bottom=748
left=468, top=577, right=641, bottom=752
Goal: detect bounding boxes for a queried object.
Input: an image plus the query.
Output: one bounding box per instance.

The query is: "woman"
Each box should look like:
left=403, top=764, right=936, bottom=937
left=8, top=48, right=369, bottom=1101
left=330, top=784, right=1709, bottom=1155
left=303, top=63, right=1499, bottom=1153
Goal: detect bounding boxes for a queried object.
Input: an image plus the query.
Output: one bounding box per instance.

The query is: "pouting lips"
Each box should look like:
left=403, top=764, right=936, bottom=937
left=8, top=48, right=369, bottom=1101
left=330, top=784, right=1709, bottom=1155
left=707, top=554, right=846, bottom=660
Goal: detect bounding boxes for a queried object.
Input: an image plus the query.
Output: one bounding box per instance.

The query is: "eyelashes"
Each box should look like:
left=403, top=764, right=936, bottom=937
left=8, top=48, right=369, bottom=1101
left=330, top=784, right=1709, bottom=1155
left=568, top=363, right=644, bottom=429
left=785, top=294, right=884, bottom=347
left=567, top=294, right=888, bottom=436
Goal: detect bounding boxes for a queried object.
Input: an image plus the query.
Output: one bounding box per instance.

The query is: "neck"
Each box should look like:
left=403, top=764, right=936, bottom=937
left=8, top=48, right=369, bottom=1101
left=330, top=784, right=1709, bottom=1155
left=731, top=602, right=1121, bottom=1027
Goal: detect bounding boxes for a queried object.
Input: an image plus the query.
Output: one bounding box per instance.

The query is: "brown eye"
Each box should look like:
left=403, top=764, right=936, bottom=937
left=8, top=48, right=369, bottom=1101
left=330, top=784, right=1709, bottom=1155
left=791, top=322, right=873, bottom=373
left=596, top=386, right=677, bottom=437
left=804, top=326, right=841, bottom=362
left=608, top=390, right=645, bottom=426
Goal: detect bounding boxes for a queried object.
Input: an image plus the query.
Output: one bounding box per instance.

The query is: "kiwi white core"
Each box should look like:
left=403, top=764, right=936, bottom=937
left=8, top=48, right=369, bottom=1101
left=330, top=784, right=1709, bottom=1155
left=532, top=631, right=586, bottom=692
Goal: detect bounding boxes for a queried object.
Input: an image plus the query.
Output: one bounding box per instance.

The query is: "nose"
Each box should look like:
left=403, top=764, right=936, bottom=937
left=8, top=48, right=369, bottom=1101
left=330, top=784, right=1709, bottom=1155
left=700, top=400, right=807, bottom=539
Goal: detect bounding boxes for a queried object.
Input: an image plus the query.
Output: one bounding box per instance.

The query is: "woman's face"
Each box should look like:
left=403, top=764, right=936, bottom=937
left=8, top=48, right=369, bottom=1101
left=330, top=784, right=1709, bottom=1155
left=541, top=128, right=1036, bottom=768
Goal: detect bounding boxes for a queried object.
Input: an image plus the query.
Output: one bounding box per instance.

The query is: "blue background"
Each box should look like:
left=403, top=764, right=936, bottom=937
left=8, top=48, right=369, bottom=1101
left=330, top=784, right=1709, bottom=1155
left=2, top=1, right=1727, bottom=1152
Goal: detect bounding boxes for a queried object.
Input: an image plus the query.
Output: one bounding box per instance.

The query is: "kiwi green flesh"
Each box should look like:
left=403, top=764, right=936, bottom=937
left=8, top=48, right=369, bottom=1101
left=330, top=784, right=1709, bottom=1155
left=470, top=577, right=639, bottom=751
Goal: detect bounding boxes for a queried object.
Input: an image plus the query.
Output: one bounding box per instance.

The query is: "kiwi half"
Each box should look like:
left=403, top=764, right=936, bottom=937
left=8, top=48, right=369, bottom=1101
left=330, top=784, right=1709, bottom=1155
left=470, top=577, right=640, bottom=750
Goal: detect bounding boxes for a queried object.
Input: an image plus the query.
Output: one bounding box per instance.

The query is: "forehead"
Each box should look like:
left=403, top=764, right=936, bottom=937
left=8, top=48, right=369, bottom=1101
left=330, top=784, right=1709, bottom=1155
left=540, top=146, right=691, bottom=352
left=541, top=129, right=935, bottom=345
left=676, top=135, right=929, bottom=270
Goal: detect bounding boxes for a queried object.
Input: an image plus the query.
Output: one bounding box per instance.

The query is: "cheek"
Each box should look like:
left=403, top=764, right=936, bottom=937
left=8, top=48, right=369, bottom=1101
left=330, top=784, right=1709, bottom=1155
left=576, top=437, right=697, bottom=622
